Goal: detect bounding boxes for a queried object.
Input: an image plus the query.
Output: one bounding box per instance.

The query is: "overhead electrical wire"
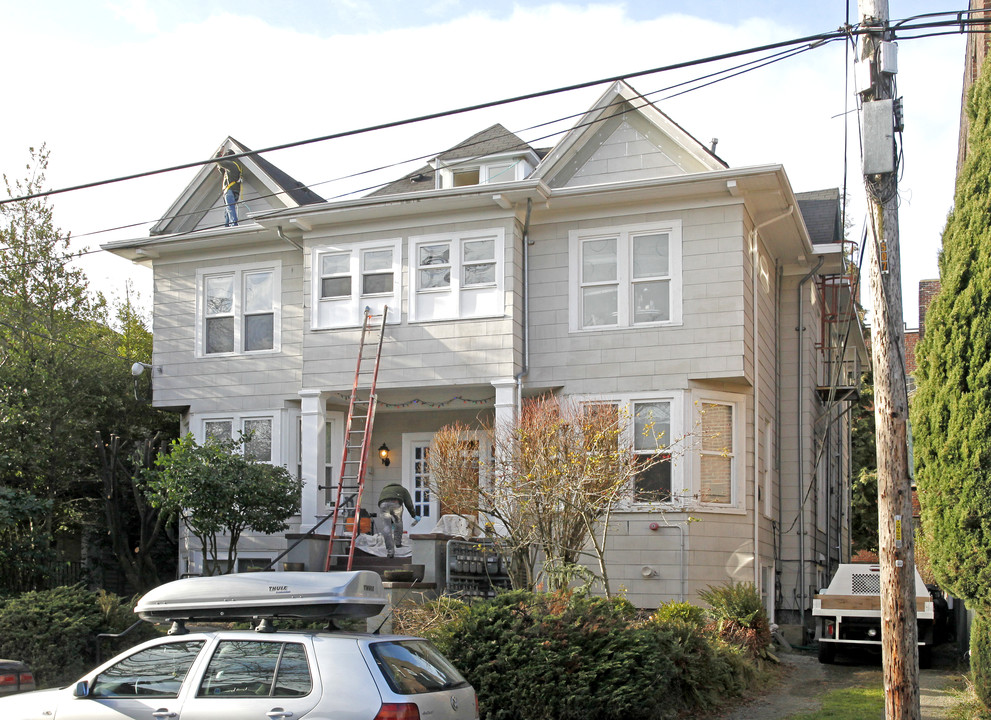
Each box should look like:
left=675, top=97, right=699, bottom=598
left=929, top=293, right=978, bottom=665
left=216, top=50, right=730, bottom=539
left=9, top=14, right=984, bottom=209
left=0, top=37, right=839, bottom=273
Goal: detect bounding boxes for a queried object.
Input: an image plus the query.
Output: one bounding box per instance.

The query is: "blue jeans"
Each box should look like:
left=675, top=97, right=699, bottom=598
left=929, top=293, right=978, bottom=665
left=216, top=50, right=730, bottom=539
left=378, top=500, right=404, bottom=556
left=223, top=188, right=238, bottom=226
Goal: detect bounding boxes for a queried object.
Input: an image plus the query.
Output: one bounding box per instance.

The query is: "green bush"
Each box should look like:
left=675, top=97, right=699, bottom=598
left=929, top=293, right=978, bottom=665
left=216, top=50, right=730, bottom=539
left=698, top=581, right=772, bottom=660
left=651, top=600, right=709, bottom=627
left=425, top=590, right=763, bottom=720
left=973, top=611, right=991, bottom=711
left=0, top=585, right=158, bottom=687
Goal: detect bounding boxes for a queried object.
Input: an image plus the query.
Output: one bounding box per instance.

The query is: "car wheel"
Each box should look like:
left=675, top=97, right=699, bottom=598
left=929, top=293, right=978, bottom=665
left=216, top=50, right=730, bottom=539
left=817, top=641, right=836, bottom=664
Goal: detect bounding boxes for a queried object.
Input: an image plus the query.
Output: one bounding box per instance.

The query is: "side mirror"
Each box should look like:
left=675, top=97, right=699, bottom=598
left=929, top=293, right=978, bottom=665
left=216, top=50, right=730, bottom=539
left=73, top=681, right=90, bottom=698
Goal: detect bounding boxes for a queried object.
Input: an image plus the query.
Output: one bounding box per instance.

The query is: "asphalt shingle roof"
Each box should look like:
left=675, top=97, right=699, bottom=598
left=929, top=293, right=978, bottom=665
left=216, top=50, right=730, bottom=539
left=796, top=188, right=842, bottom=245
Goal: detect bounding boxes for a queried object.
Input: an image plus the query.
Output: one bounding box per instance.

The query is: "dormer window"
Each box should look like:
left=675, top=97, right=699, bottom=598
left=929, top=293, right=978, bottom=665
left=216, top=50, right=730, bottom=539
left=434, top=153, right=535, bottom=189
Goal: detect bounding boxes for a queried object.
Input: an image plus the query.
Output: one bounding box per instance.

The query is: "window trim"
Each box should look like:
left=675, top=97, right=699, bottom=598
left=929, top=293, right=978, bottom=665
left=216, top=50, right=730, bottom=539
left=195, top=261, right=281, bottom=357
left=311, top=238, right=402, bottom=329
left=408, top=228, right=505, bottom=323
left=568, top=220, right=683, bottom=332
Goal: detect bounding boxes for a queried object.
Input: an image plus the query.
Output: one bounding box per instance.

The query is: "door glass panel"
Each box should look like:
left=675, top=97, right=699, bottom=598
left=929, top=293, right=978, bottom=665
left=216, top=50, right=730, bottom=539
left=90, top=641, right=204, bottom=698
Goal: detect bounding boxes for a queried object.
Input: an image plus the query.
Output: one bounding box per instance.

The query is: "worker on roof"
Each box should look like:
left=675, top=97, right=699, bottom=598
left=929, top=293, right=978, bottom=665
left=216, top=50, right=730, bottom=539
left=377, top=483, right=420, bottom=559
left=215, top=149, right=242, bottom=227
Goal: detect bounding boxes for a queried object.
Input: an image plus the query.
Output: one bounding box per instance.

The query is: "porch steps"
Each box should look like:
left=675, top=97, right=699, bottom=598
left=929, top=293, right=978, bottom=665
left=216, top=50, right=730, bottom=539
left=324, top=306, right=389, bottom=572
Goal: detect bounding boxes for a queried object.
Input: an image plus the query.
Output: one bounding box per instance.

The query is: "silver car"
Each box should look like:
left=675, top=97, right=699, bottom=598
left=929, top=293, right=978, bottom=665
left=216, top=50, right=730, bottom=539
left=0, top=571, right=477, bottom=720
left=0, top=628, right=476, bottom=720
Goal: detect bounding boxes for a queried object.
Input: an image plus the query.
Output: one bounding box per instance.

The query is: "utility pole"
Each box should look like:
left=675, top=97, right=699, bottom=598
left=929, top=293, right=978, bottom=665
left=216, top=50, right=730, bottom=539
left=857, top=1, right=920, bottom=718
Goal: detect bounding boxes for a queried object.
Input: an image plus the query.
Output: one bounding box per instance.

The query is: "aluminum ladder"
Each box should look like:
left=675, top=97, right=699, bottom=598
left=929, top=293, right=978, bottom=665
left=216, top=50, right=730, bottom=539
left=324, top=306, right=388, bottom=571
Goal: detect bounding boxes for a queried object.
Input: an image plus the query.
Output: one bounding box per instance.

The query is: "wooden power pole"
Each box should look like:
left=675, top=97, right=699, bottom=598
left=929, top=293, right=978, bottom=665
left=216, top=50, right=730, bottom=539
left=858, top=1, right=921, bottom=718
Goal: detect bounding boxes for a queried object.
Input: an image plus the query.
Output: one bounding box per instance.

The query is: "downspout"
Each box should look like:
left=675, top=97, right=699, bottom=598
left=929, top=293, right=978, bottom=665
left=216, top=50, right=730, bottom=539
left=775, top=261, right=783, bottom=623
left=797, top=255, right=824, bottom=633
left=515, top=198, right=533, bottom=410
left=276, top=225, right=303, bottom=251
left=750, top=206, right=794, bottom=592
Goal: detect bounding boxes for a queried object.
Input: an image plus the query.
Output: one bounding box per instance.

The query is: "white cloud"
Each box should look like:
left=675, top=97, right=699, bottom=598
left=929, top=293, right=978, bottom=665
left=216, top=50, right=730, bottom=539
left=106, top=0, right=159, bottom=34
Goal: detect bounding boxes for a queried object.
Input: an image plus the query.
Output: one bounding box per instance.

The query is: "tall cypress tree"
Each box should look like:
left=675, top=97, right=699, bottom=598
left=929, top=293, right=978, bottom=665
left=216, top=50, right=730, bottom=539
left=912, top=61, right=991, bottom=703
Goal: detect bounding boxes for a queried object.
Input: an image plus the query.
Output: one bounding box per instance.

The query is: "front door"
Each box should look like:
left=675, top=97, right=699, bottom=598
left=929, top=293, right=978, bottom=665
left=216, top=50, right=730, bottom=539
left=403, top=433, right=439, bottom=533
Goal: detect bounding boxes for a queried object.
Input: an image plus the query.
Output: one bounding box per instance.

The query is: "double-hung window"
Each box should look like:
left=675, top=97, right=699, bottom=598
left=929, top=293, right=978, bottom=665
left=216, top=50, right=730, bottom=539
left=202, top=415, right=275, bottom=464
left=570, top=220, right=682, bottom=331
left=694, top=395, right=740, bottom=507
left=409, top=229, right=504, bottom=322
left=197, top=263, right=279, bottom=356
left=313, top=240, right=401, bottom=328
left=633, top=400, right=673, bottom=502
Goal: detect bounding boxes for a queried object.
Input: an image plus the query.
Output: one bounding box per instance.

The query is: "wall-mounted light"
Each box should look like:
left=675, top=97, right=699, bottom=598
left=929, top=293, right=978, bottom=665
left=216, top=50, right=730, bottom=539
left=378, top=443, right=391, bottom=467
left=130, top=362, right=155, bottom=402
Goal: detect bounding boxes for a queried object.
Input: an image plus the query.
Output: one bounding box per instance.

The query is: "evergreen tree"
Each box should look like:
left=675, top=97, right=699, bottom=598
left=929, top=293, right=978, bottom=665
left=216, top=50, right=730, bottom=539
left=912, top=62, right=991, bottom=705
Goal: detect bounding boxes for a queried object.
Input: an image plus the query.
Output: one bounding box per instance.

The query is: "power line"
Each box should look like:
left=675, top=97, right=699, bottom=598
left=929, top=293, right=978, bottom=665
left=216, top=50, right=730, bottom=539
left=2, top=38, right=838, bottom=268
left=0, top=25, right=866, bottom=207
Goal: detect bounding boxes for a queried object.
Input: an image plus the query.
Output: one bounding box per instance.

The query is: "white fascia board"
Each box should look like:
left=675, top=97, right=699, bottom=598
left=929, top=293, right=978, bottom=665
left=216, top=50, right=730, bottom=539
left=102, top=225, right=278, bottom=262
left=253, top=181, right=551, bottom=230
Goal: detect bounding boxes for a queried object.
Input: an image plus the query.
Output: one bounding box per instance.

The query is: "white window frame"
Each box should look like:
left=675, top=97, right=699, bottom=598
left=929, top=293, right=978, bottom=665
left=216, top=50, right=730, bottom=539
left=690, top=391, right=745, bottom=510
left=195, top=261, right=281, bottom=357
left=568, top=220, right=683, bottom=332
left=435, top=156, right=532, bottom=189
left=196, top=413, right=281, bottom=466
left=408, top=228, right=505, bottom=322
left=311, top=239, right=402, bottom=329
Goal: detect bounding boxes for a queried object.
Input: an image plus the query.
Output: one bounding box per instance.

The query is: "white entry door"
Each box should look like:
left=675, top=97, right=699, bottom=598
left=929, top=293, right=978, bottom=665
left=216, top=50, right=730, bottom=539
left=403, top=433, right=439, bottom=533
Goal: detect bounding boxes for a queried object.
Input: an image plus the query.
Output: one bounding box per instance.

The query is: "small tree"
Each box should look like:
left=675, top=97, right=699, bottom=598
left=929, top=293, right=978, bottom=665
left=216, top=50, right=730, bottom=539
left=430, top=396, right=670, bottom=595
left=145, top=434, right=302, bottom=574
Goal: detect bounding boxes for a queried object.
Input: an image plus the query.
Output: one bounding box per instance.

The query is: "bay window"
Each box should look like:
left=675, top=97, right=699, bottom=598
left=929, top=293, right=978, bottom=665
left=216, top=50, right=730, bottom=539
left=409, top=229, right=504, bottom=322
left=313, top=239, right=401, bottom=328
left=201, top=415, right=276, bottom=464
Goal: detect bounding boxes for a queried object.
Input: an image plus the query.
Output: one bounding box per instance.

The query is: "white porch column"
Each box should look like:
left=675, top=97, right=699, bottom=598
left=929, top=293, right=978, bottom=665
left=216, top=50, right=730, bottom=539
left=299, top=390, right=327, bottom=532
left=491, top=377, right=518, bottom=432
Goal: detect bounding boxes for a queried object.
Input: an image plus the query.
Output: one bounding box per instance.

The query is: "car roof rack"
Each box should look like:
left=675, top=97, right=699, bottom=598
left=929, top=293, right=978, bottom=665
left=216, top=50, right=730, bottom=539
left=134, top=571, right=386, bottom=633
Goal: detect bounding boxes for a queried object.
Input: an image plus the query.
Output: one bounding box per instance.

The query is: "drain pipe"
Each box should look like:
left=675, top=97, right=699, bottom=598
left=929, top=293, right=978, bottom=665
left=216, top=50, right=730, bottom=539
left=774, top=261, right=783, bottom=622
left=276, top=225, right=303, bottom=251
left=515, top=198, right=533, bottom=410
left=796, top=255, right=824, bottom=634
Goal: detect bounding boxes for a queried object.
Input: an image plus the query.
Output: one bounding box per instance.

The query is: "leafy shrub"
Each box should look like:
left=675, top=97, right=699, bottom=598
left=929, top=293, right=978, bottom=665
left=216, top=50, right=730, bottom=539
left=698, top=581, right=772, bottom=660
left=651, top=600, right=708, bottom=627
left=0, top=585, right=158, bottom=687
left=429, top=590, right=678, bottom=720
left=425, top=590, right=765, bottom=720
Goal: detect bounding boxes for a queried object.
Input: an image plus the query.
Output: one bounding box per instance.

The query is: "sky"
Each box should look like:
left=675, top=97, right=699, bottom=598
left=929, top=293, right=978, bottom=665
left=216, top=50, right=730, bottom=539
left=0, top=0, right=970, bottom=327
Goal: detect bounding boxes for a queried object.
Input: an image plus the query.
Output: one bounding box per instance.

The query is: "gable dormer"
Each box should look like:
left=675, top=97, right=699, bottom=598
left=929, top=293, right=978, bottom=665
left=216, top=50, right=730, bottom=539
left=150, top=137, right=324, bottom=236
left=535, top=81, right=727, bottom=189
left=430, top=124, right=540, bottom=190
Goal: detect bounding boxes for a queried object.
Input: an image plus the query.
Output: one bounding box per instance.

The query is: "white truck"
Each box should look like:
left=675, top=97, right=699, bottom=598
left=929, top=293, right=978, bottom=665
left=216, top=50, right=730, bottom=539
left=813, top=563, right=935, bottom=667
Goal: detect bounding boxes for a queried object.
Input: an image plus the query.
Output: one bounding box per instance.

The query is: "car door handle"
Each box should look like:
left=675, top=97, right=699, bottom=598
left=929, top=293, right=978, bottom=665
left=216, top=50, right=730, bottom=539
left=152, top=710, right=178, bottom=719
left=267, top=709, right=293, bottom=719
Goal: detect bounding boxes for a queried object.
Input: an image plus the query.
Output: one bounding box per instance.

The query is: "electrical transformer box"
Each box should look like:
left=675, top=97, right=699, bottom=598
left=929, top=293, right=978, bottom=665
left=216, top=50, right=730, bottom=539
left=862, top=99, right=895, bottom=175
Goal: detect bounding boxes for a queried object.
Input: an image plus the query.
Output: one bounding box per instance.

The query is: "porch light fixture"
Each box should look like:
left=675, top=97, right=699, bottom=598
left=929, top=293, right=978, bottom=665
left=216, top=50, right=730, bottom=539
left=378, top=443, right=391, bottom=467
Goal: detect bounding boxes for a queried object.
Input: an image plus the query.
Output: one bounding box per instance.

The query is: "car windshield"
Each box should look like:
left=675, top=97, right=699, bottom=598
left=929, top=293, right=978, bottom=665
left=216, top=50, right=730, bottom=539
left=370, top=640, right=468, bottom=695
